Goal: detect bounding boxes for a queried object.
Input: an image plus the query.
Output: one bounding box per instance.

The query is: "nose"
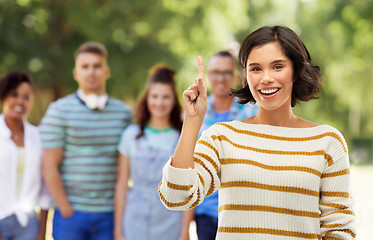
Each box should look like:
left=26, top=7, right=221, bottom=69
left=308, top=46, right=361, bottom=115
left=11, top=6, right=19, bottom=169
left=154, top=97, right=164, bottom=106
left=87, top=66, right=95, bottom=75
left=260, top=69, right=274, bottom=84
left=15, top=96, right=24, bottom=105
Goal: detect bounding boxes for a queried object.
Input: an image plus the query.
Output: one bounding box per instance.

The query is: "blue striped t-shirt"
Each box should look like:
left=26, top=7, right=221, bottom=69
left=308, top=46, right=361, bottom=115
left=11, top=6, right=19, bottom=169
left=39, top=93, right=132, bottom=213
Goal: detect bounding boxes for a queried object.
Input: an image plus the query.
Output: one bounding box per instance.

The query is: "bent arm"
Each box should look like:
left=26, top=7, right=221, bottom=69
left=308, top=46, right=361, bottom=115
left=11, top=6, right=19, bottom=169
left=172, top=117, right=203, bottom=169
left=42, top=147, right=73, bottom=217
left=159, top=57, right=221, bottom=210
left=172, top=56, right=207, bottom=169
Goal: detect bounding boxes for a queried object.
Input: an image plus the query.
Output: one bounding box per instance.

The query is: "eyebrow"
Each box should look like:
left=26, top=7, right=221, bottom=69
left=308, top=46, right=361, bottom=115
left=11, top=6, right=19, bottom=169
left=248, top=59, right=288, bottom=67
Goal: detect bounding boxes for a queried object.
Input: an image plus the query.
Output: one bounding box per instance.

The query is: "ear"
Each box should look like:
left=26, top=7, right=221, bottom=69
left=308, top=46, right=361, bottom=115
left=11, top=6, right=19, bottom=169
left=106, top=67, right=111, bottom=79
left=73, top=68, right=78, bottom=82
left=105, top=65, right=111, bottom=80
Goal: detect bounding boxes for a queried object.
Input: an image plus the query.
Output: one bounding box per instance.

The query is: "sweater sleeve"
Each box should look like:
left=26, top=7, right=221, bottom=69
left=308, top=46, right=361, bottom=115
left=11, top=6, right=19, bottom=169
left=158, top=127, right=221, bottom=210
left=319, top=131, right=356, bottom=239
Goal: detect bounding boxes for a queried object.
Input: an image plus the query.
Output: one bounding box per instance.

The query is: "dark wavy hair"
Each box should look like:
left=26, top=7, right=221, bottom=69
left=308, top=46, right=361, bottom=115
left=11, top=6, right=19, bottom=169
left=0, top=72, right=35, bottom=103
left=136, top=65, right=182, bottom=139
left=231, top=26, right=322, bottom=107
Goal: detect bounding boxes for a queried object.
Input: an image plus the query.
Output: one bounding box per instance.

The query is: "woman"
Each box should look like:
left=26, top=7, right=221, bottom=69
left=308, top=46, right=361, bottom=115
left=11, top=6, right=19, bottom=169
left=114, top=66, right=192, bottom=240
left=0, top=72, right=50, bottom=240
left=158, top=26, right=355, bottom=239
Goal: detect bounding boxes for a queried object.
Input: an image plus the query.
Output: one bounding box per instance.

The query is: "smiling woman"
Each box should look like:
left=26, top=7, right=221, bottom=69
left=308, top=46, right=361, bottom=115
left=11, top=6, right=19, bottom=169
left=114, top=65, right=193, bottom=240
left=0, top=72, right=50, bottom=240
left=158, top=26, right=356, bottom=240
left=0, top=73, right=35, bottom=146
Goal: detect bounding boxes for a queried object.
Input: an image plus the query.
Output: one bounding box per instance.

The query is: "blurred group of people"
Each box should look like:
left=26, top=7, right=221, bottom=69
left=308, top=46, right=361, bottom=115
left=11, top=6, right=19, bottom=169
left=0, top=25, right=355, bottom=240
left=0, top=41, right=256, bottom=240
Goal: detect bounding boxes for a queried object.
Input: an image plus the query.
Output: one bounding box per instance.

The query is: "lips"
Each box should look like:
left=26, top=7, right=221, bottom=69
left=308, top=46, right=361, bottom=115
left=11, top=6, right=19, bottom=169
left=259, top=88, right=279, bottom=95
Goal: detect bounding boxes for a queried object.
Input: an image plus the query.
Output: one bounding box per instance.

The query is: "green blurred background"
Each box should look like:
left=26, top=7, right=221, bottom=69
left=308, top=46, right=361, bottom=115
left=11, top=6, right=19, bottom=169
left=1, top=0, right=372, bottom=164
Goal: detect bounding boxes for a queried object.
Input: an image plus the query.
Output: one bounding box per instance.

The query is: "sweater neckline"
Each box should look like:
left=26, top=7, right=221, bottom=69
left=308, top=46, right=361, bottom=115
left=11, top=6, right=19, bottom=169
left=232, top=120, right=327, bottom=132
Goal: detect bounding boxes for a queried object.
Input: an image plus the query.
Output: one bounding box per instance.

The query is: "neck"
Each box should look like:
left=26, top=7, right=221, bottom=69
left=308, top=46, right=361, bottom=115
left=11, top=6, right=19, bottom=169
left=80, top=89, right=106, bottom=96
left=148, top=116, right=171, bottom=129
left=213, top=95, right=234, bottom=112
left=253, top=106, right=298, bottom=127
left=4, top=115, right=24, bottom=133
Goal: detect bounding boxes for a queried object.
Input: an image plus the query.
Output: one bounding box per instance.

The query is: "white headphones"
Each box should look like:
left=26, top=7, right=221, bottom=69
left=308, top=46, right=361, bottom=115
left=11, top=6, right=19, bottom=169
left=77, top=89, right=108, bottom=110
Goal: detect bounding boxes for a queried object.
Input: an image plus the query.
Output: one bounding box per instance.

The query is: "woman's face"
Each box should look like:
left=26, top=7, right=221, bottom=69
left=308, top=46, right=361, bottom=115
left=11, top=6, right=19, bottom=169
left=2, top=82, right=34, bottom=121
left=246, top=41, right=294, bottom=111
left=147, top=83, right=175, bottom=119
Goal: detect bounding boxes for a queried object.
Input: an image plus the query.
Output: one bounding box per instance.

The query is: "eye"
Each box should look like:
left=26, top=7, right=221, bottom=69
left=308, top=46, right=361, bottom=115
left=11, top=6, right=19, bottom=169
left=249, top=67, right=261, bottom=72
left=273, top=65, right=283, bottom=70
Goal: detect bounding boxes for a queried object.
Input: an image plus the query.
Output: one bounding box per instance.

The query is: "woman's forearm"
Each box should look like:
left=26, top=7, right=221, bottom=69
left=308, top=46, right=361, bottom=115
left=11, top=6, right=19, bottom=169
left=172, top=116, right=203, bottom=169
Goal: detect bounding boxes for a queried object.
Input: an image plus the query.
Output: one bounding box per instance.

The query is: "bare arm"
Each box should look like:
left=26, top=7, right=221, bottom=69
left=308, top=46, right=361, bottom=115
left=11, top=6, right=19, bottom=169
left=172, top=56, right=207, bottom=169
left=35, top=209, right=48, bottom=240
left=114, top=153, right=130, bottom=240
left=179, top=209, right=195, bottom=240
left=42, top=147, right=73, bottom=217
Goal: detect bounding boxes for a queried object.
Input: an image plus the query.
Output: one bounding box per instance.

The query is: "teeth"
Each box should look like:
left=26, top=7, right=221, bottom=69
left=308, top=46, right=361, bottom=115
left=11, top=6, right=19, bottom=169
left=14, top=106, right=24, bottom=112
left=260, top=88, right=278, bottom=94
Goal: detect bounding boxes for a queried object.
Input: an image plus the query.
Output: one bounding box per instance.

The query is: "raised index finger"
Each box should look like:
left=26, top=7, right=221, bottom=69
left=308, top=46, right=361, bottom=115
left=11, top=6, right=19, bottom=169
left=198, top=56, right=204, bottom=79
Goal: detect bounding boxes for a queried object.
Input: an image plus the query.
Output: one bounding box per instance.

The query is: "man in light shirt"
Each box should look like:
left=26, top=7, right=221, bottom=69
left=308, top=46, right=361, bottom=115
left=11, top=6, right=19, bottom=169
left=39, top=42, right=132, bottom=240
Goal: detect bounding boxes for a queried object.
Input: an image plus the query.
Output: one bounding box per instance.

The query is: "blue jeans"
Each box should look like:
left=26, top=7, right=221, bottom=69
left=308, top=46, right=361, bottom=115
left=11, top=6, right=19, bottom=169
left=195, top=214, right=218, bottom=240
left=0, top=213, right=39, bottom=240
left=52, top=209, right=114, bottom=240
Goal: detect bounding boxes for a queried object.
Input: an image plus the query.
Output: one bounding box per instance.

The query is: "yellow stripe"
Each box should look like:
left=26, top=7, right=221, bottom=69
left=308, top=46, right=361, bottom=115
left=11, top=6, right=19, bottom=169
left=190, top=188, right=200, bottom=208
left=320, top=223, right=342, bottom=228
left=197, top=140, right=219, bottom=158
left=321, top=191, right=351, bottom=199
left=323, top=237, right=344, bottom=240
left=321, top=169, right=350, bottom=178
left=220, top=181, right=319, bottom=197
left=221, top=158, right=322, bottom=177
left=211, top=135, right=333, bottom=166
left=218, top=227, right=321, bottom=239
left=323, top=209, right=355, bottom=217
left=163, top=174, right=193, bottom=191
left=217, top=122, right=347, bottom=153
left=197, top=173, right=205, bottom=188
left=193, top=156, right=215, bottom=196
left=320, top=202, right=348, bottom=209
left=158, top=186, right=194, bottom=208
left=218, top=204, right=319, bottom=218
left=195, top=152, right=219, bottom=172
left=324, top=229, right=356, bottom=238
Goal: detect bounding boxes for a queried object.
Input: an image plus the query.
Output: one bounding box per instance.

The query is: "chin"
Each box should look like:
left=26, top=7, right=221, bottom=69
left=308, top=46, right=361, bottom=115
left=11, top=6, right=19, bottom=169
left=151, top=113, right=169, bottom=118
left=8, top=113, right=25, bottom=121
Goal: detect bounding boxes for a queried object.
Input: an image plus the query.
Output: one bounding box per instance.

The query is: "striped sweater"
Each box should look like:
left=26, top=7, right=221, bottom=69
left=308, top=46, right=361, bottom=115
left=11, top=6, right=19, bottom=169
left=158, top=120, right=355, bottom=240
left=39, top=93, right=132, bottom=212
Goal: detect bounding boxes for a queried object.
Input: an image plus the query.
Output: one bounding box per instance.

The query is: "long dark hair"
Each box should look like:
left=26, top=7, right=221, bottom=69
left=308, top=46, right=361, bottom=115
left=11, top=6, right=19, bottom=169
left=136, top=65, right=182, bottom=139
left=231, top=26, right=322, bottom=107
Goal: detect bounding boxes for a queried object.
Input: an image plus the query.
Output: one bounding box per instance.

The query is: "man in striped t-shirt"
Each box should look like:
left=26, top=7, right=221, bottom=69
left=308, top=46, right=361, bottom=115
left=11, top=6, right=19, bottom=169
left=39, top=42, right=132, bottom=240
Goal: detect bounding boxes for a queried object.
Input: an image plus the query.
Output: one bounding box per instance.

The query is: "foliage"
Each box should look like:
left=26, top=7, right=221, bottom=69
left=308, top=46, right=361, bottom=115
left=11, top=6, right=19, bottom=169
left=0, top=0, right=372, bottom=145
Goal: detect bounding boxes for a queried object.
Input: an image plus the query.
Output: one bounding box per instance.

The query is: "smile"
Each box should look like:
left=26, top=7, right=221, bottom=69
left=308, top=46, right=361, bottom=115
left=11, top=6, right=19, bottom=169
left=259, top=88, right=279, bottom=95
left=14, top=105, right=24, bottom=112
